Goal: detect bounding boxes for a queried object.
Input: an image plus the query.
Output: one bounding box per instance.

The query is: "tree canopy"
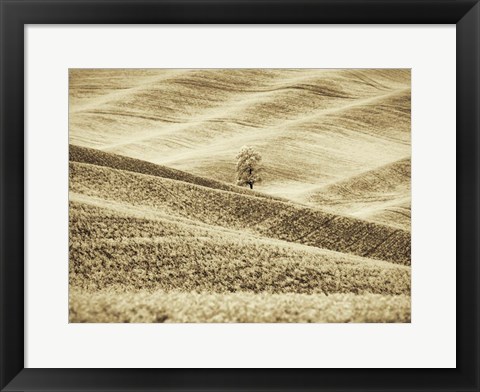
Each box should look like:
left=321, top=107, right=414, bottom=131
left=236, top=146, right=262, bottom=189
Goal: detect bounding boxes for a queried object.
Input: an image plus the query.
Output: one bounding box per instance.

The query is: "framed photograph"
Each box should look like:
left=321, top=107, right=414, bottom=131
left=1, top=0, right=478, bottom=391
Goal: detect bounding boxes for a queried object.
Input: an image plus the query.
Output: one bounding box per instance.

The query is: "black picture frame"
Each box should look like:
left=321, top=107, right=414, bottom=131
left=1, top=1, right=478, bottom=391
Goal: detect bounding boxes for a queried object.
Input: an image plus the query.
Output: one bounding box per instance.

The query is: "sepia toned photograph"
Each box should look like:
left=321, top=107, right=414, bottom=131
left=68, top=68, right=411, bottom=323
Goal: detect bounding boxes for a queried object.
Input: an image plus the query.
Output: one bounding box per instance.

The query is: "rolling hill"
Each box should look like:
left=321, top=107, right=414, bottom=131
left=304, top=158, right=411, bottom=230
left=69, top=147, right=411, bottom=322
left=69, top=156, right=410, bottom=265
left=70, top=144, right=285, bottom=202
left=69, top=69, right=410, bottom=198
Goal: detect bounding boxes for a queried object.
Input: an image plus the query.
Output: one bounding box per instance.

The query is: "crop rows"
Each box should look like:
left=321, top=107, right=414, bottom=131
left=69, top=288, right=411, bottom=323
left=70, top=162, right=411, bottom=265
left=70, top=201, right=410, bottom=295
left=70, top=144, right=283, bottom=201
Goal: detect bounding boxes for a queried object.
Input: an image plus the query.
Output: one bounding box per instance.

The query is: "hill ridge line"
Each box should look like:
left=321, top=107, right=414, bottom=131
left=70, top=69, right=403, bottom=115
left=70, top=70, right=191, bottom=113
left=94, top=87, right=410, bottom=152
left=69, top=144, right=288, bottom=203
left=69, top=192, right=409, bottom=270
left=69, top=147, right=410, bottom=234
left=70, top=160, right=411, bottom=264
left=308, top=155, right=411, bottom=191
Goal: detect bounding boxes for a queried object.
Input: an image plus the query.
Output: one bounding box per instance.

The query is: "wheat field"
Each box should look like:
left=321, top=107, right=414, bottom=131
left=69, top=69, right=411, bottom=323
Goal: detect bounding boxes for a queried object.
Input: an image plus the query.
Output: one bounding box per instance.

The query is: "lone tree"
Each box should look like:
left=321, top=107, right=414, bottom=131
left=236, top=146, right=262, bottom=189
